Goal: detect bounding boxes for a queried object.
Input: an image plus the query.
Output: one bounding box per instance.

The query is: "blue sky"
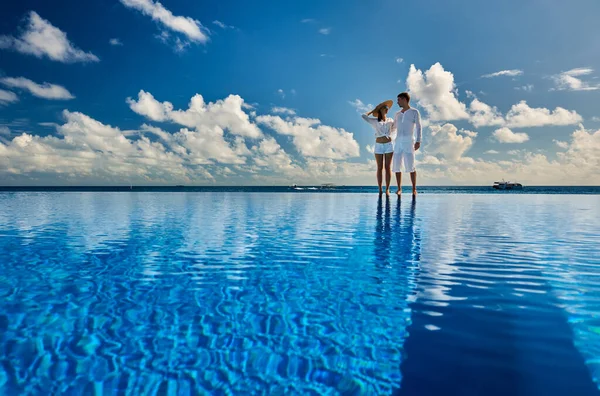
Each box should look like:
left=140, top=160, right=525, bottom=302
left=1, top=0, right=599, bottom=185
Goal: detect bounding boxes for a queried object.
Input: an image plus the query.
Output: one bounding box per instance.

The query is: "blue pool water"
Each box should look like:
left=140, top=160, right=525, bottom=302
left=0, top=192, right=599, bottom=395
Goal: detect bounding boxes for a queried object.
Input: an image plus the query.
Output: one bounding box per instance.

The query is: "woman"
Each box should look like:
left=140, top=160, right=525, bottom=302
left=362, top=100, right=395, bottom=195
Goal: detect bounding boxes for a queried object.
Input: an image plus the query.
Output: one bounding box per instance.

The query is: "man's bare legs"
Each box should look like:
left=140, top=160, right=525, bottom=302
left=375, top=154, right=384, bottom=194
left=395, top=172, right=402, bottom=196
left=410, top=171, right=417, bottom=196
left=384, top=152, right=393, bottom=196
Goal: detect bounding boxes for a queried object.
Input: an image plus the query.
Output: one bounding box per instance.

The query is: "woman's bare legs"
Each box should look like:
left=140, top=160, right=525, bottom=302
left=375, top=154, right=384, bottom=194
left=384, top=152, right=393, bottom=196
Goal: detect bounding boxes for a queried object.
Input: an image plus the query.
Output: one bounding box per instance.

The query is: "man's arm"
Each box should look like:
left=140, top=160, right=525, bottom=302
left=414, top=110, right=422, bottom=150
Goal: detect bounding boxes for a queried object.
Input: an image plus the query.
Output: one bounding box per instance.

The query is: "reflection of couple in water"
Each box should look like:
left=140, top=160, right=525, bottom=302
left=362, top=92, right=422, bottom=197
left=374, top=194, right=420, bottom=273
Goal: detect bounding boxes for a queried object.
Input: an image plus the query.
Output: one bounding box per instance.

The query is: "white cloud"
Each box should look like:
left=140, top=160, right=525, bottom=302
left=348, top=99, right=373, bottom=114
left=0, top=126, right=10, bottom=136
left=301, top=19, right=316, bottom=23
left=251, top=138, right=301, bottom=175
left=592, top=117, right=600, bottom=122
left=212, top=20, right=235, bottom=30
left=0, top=11, right=99, bottom=63
left=426, top=123, right=475, bottom=161
left=319, top=28, right=332, bottom=35
left=109, top=38, right=123, bottom=46
left=396, top=57, right=404, bottom=64
left=554, top=139, right=569, bottom=149
left=415, top=123, right=600, bottom=185
left=505, top=101, right=582, bottom=128
left=120, top=0, right=209, bottom=44
left=127, top=90, right=263, bottom=138
left=1, top=77, right=74, bottom=100
left=492, top=127, right=530, bottom=143
left=0, top=89, right=18, bottom=104
left=256, top=115, right=360, bottom=160
left=365, top=144, right=374, bottom=154
left=141, top=124, right=246, bottom=165
left=515, top=84, right=534, bottom=92
left=271, top=106, right=296, bottom=115
left=0, top=110, right=203, bottom=184
left=406, top=63, right=469, bottom=121
left=551, top=68, right=600, bottom=91
left=481, top=69, right=523, bottom=78
left=507, top=149, right=524, bottom=156
left=459, top=129, right=478, bottom=138
left=468, top=98, right=504, bottom=128
left=277, top=89, right=285, bottom=99
left=421, top=155, right=442, bottom=165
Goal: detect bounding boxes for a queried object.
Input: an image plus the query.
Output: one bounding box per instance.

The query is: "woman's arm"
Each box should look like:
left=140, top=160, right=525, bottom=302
left=362, top=113, right=377, bottom=127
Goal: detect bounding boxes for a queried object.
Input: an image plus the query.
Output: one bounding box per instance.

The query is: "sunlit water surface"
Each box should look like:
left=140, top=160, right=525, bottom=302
left=1, top=192, right=599, bottom=395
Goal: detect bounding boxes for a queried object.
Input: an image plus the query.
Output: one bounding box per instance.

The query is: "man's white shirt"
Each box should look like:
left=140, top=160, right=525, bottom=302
left=392, top=108, right=422, bottom=142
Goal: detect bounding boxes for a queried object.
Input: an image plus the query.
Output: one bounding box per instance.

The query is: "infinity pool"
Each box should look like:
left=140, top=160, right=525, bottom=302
left=0, top=193, right=599, bottom=395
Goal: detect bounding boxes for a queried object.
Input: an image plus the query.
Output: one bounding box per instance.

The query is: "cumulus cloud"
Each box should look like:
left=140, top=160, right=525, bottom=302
left=140, top=124, right=247, bottom=165
left=301, top=19, right=316, bottom=23
left=554, top=139, right=569, bottom=149
left=396, top=57, right=404, bottom=64
left=365, top=144, right=374, bottom=154
left=120, top=0, right=209, bottom=44
left=109, top=38, right=123, bottom=46
left=406, top=63, right=469, bottom=121
left=127, top=90, right=263, bottom=138
left=0, top=89, right=19, bottom=104
left=481, top=69, right=523, bottom=78
left=406, top=63, right=582, bottom=130
left=319, top=28, right=332, bottom=35
left=0, top=11, right=99, bottom=63
left=492, top=127, right=530, bottom=143
left=505, top=101, right=582, bottom=128
left=256, top=115, right=360, bottom=160
left=0, top=126, right=10, bottom=136
left=0, top=110, right=199, bottom=184
left=271, top=106, right=296, bottom=115
left=460, top=129, right=478, bottom=138
left=551, top=68, right=600, bottom=91
left=414, top=121, right=598, bottom=185
left=468, top=98, right=504, bottom=128
left=251, top=138, right=301, bottom=175
left=426, top=123, right=475, bottom=161
left=1, top=77, right=74, bottom=100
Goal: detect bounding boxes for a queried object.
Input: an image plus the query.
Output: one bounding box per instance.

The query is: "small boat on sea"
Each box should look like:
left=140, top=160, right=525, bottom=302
left=493, top=180, right=523, bottom=190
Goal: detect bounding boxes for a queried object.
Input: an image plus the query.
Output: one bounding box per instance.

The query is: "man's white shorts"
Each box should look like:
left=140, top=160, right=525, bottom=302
left=374, top=142, right=394, bottom=155
left=392, top=139, right=416, bottom=173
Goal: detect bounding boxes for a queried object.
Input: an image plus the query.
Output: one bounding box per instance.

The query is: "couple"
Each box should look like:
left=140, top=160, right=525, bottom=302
left=362, top=92, right=422, bottom=197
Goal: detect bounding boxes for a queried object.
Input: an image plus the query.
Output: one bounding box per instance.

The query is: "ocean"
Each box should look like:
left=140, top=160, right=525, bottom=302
left=1, top=190, right=599, bottom=394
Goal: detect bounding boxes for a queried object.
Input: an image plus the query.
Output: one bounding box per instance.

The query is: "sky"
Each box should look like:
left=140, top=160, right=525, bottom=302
left=1, top=0, right=599, bottom=186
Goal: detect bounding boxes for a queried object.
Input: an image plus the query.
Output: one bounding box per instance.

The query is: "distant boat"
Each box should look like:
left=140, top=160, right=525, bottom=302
left=493, top=180, right=523, bottom=190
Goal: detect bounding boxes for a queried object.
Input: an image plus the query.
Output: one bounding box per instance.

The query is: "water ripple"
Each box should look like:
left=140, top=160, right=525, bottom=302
left=0, top=193, right=599, bottom=394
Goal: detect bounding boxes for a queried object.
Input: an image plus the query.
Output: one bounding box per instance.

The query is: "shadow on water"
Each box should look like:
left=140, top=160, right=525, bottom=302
left=394, top=196, right=599, bottom=396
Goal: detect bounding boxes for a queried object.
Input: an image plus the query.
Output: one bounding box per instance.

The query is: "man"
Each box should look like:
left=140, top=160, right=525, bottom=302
left=392, top=92, right=422, bottom=196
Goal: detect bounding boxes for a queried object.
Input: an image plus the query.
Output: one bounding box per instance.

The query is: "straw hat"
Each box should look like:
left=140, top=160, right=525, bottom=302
left=368, top=100, right=393, bottom=117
